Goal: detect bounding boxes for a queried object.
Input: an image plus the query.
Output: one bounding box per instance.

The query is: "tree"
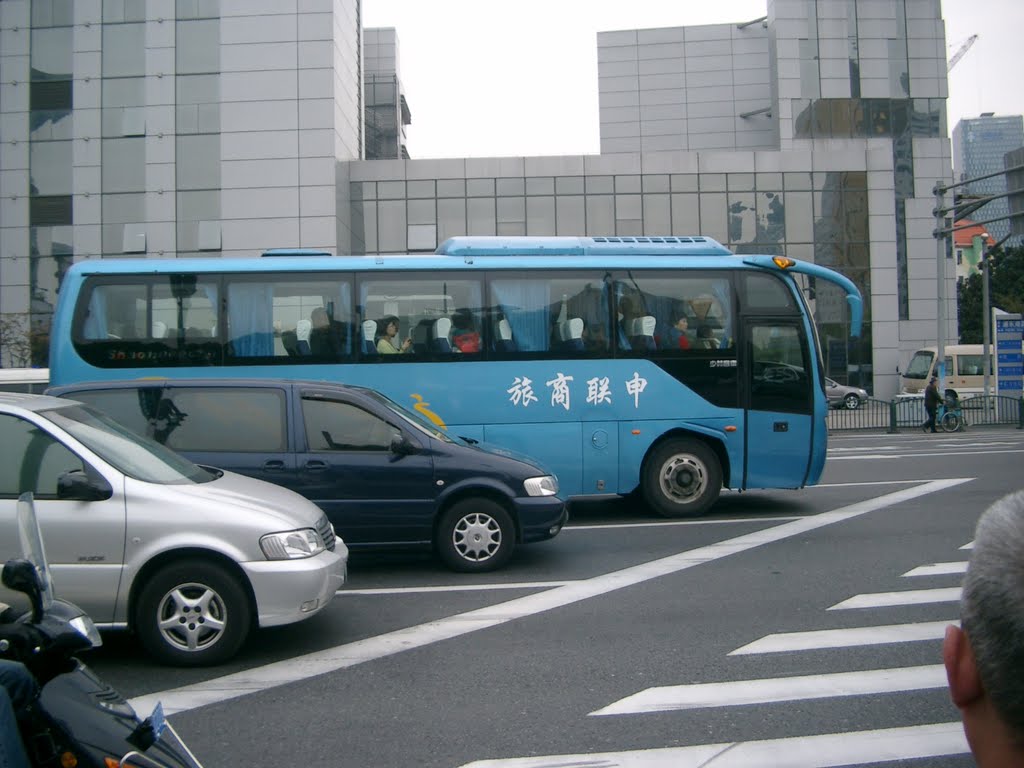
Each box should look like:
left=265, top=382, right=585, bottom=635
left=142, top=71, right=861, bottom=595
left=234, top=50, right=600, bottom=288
left=957, top=245, right=1024, bottom=343
left=0, top=315, right=33, bottom=367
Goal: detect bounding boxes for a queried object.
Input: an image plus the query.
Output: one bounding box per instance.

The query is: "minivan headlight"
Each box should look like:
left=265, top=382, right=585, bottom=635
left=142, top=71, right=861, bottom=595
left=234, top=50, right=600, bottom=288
left=524, top=475, right=559, bottom=497
left=260, top=529, right=325, bottom=560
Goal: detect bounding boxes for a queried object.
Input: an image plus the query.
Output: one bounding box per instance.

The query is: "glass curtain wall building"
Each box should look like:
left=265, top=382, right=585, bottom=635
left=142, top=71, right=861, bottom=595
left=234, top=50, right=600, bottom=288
left=0, top=0, right=363, bottom=367
left=0, top=0, right=957, bottom=398
left=952, top=113, right=1024, bottom=247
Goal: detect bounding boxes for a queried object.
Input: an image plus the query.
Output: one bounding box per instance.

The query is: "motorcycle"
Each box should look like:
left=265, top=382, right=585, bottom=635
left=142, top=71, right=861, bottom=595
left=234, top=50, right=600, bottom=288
left=1, top=492, right=203, bottom=768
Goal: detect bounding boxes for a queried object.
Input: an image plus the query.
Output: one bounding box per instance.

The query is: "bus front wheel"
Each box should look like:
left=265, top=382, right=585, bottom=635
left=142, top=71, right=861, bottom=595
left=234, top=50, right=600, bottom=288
left=642, top=439, right=722, bottom=518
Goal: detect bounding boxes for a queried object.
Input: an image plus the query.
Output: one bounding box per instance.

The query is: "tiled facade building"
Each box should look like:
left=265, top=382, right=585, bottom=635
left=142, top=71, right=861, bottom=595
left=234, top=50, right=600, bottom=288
left=0, top=0, right=959, bottom=398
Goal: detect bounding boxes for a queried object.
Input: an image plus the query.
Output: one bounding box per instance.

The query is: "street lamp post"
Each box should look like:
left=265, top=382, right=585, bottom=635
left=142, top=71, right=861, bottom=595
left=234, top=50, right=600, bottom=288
left=980, top=233, right=991, bottom=399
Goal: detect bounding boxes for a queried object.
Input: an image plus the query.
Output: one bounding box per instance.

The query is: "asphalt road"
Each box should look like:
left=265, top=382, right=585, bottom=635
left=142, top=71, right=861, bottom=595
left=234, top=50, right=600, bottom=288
left=83, top=426, right=1024, bottom=767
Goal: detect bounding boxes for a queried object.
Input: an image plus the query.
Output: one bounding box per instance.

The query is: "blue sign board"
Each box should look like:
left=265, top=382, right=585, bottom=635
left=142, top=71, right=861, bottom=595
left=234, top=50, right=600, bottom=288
left=996, top=315, right=1024, bottom=394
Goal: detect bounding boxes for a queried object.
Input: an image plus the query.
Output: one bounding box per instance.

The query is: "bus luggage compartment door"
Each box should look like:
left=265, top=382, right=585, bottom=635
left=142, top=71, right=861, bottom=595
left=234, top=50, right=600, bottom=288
left=582, top=422, right=619, bottom=494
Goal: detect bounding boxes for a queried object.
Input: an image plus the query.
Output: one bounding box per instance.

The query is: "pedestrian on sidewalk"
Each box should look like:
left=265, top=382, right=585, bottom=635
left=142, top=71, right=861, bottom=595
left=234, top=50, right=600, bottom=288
left=923, top=376, right=941, bottom=433
left=944, top=490, right=1024, bottom=766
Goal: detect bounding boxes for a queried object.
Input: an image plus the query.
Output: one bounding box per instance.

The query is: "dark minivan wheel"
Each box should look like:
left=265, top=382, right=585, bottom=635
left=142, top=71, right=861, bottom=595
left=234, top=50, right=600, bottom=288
left=436, top=498, right=515, bottom=573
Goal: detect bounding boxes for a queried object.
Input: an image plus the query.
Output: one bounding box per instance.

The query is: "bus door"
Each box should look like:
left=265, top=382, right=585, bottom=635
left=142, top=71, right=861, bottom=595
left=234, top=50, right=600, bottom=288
left=742, top=320, right=814, bottom=489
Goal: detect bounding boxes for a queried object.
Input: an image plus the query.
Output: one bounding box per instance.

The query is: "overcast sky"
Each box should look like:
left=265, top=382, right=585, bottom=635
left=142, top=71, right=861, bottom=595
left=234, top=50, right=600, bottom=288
left=361, top=0, right=1024, bottom=159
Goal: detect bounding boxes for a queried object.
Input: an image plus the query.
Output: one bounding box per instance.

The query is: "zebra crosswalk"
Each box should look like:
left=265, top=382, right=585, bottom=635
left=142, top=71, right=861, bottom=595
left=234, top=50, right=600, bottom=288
left=458, top=550, right=974, bottom=767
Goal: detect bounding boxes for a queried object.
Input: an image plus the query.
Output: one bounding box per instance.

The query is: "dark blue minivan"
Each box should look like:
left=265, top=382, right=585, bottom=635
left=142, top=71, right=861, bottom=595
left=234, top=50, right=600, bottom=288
left=47, top=379, right=567, bottom=572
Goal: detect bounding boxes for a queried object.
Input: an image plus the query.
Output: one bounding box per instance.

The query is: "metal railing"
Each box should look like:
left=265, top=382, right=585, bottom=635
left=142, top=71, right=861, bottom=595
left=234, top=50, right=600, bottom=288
left=826, top=394, right=1024, bottom=433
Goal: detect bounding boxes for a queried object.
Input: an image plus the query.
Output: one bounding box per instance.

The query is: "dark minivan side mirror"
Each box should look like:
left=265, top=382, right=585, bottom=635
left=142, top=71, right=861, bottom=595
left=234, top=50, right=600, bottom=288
left=390, top=434, right=417, bottom=456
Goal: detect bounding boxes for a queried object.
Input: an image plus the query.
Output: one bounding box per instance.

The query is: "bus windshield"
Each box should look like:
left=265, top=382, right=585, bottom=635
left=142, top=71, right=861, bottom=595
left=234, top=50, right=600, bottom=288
left=48, top=235, right=862, bottom=518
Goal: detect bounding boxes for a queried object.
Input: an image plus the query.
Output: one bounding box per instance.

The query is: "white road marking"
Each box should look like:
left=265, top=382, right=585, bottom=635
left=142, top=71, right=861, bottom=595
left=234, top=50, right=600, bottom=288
left=455, top=722, right=967, bottom=767
left=811, top=479, right=921, bottom=487
left=128, top=477, right=970, bottom=716
left=903, top=561, right=968, bottom=577
left=829, top=441, right=1018, bottom=453
left=567, top=516, right=802, bottom=531
left=728, top=621, right=952, bottom=655
left=338, top=581, right=576, bottom=596
left=960, top=540, right=974, bottom=549
left=828, top=587, right=961, bottom=610
left=829, top=449, right=1024, bottom=460
left=589, top=664, right=946, bottom=715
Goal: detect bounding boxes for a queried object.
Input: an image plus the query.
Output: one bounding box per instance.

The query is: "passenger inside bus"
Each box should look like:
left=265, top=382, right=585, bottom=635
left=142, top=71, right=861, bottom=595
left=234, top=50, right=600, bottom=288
left=376, top=315, right=413, bottom=354
left=663, top=313, right=692, bottom=350
left=696, top=325, right=719, bottom=349
left=309, top=307, right=347, bottom=357
left=451, top=309, right=481, bottom=353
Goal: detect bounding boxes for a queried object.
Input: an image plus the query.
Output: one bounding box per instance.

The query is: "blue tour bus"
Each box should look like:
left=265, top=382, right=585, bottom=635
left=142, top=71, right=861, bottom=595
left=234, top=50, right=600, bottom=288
left=48, top=235, right=862, bottom=517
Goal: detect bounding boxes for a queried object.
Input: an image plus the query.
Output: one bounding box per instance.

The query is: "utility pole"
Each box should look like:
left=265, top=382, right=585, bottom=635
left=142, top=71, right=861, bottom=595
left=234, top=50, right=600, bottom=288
left=934, top=184, right=948, bottom=384
left=981, top=233, right=991, bottom=398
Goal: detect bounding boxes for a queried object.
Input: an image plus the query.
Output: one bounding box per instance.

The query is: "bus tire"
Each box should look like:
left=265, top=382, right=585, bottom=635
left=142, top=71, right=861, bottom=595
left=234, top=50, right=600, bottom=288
left=642, top=438, right=721, bottom=518
left=436, top=498, right=515, bottom=573
left=135, top=559, right=251, bottom=667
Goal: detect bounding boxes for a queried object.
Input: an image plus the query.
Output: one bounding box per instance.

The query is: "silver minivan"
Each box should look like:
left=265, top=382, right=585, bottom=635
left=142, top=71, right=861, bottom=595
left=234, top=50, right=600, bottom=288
left=0, top=392, right=348, bottom=666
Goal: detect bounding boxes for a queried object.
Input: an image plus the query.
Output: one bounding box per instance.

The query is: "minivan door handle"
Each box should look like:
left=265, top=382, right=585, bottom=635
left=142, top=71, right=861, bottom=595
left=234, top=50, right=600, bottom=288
left=303, top=460, right=328, bottom=473
left=262, top=459, right=286, bottom=472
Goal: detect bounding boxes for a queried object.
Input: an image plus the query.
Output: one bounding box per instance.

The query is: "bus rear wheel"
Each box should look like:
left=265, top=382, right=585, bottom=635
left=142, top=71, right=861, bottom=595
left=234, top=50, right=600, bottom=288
left=642, top=438, right=722, bottom=518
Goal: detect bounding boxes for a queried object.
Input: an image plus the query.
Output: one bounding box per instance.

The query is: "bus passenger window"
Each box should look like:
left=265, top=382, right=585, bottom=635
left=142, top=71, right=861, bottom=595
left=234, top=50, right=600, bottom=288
left=612, top=273, right=733, bottom=357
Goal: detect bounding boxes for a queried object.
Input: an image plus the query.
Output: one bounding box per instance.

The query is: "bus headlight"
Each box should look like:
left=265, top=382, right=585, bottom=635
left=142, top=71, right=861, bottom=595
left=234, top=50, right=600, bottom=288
left=524, top=475, right=559, bottom=497
left=260, top=529, right=325, bottom=560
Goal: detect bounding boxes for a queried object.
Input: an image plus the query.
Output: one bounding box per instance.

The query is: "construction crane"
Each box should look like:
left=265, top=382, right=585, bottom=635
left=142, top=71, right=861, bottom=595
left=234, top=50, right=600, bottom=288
left=948, top=34, right=978, bottom=72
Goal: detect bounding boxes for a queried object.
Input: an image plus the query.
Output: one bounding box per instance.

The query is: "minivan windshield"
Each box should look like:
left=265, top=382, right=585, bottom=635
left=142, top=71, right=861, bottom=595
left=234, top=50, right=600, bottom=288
left=358, top=388, right=455, bottom=443
left=904, top=351, right=934, bottom=380
left=42, top=403, right=215, bottom=484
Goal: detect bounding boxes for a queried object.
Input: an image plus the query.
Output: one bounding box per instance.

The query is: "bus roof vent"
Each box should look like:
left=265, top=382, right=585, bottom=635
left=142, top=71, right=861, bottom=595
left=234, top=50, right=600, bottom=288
left=261, top=248, right=334, bottom=257
left=435, top=236, right=732, bottom=257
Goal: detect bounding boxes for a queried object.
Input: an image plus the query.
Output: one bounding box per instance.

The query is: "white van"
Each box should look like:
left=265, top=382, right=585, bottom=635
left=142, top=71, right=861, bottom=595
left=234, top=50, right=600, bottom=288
left=0, top=392, right=348, bottom=666
left=900, top=344, right=991, bottom=394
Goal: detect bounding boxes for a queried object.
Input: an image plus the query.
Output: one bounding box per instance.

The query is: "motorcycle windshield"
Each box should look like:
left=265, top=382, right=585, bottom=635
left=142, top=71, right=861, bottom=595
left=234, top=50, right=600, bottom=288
left=16, top=492, right=54, bottom=612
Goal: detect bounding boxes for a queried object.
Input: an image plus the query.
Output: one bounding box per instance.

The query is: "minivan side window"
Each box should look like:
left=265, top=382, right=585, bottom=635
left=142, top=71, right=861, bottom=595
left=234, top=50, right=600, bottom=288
left=0, top=414, right=86, bottom=499
left=65, top=387, right=287, bottom=452
left=161, top=388, right=287, bottom=452
left=63, top=389, right=156, bottom=437
left=302, top=398, right=398, bottom=452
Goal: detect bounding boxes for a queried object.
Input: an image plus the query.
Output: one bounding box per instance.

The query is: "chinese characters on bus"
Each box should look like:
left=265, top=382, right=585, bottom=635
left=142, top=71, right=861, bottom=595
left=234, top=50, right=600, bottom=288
left=506, top=372, right=648, bottom=410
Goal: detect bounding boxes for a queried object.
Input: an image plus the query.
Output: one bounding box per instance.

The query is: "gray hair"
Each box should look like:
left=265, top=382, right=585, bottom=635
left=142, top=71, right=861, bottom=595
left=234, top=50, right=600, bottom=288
left=961, top=490, right=1024, bottom=742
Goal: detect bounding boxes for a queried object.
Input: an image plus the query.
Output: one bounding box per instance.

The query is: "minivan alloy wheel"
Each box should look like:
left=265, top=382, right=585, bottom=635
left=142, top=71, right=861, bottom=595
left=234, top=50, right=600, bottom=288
left=437, top=498, right=515, bottom=573
left=135, top=559, right=251, bottom=666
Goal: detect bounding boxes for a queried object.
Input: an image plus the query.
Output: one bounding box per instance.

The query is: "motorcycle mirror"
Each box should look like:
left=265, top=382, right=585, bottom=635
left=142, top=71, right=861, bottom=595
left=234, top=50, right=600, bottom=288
left=1, top=559, right=44, bottom=623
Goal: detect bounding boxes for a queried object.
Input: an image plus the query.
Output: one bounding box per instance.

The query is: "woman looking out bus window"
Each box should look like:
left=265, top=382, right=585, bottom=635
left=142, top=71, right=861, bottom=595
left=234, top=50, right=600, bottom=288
left=376, top=316, right=412, bottom=354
